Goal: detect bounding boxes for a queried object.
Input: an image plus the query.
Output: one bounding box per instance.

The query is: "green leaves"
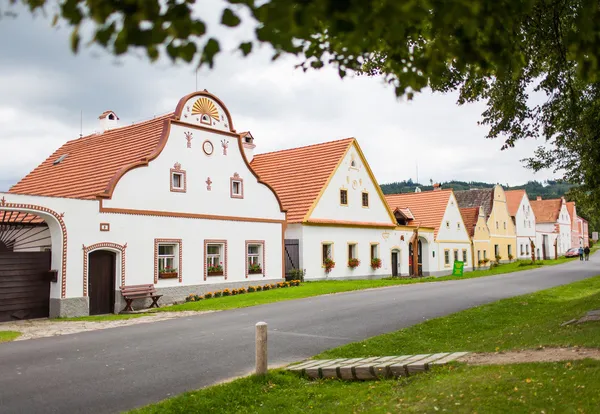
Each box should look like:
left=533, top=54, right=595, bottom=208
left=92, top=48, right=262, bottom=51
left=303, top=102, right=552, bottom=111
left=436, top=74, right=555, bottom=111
left=221, top=8, right=241, bottom=27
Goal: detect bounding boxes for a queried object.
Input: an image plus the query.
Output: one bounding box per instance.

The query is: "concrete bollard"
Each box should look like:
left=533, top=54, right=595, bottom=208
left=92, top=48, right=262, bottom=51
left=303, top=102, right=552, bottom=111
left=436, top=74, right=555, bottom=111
left=255, top=322, right=268, bottom=375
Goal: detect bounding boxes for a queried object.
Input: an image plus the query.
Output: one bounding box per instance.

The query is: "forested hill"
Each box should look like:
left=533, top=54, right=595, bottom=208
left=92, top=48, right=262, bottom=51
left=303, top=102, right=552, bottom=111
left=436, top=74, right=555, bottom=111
left=380, top=180, right=575, bottom=200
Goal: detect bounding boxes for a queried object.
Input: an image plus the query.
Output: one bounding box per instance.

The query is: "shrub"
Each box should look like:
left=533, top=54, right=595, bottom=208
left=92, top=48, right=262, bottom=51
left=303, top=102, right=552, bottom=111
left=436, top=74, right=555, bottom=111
left=371, top=258, right=382, bottom=269
left=283, top=282, right=291, bottom=287
left=248, top=286, right=256, bottom=293
left=348, top=258, right=360, bottom=269
left=204, top=292, right=213, bottom=299
left=238, top=287, right=247, bottom=294
left=508, top=254, right=514, bottom=262
left=231, top=289, right=238, bottom=295
left=289, top=279, right=301, bottom=287
left=286, top=268, right=306, bottom=282
left=263, top=284, right=271, bottom=291
left=495, top=255, right=502, bottom=263
left=213, top=290, right=222, bottom=298
left=324, top=258, right=335, bottom=273
left=256, top=285, right=263, bottom=291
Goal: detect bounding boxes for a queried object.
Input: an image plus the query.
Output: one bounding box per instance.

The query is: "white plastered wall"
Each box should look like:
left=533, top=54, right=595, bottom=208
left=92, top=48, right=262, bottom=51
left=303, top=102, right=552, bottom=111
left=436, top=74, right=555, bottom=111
left=514, top=194, right=536, bottom=259
left=434, top=193, right=473, bottom=272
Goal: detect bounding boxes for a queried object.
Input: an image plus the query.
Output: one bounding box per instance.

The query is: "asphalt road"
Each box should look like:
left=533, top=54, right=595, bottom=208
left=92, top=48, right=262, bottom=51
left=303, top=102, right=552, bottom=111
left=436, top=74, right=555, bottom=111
left=1, top=256, right=599, bottom=413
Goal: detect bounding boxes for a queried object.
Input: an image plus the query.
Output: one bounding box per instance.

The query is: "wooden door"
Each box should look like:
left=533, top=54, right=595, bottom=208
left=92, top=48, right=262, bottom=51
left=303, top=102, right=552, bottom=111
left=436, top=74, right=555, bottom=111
left=0, top=251, right=51, bottom=322
left=391, top=252, right=399, bottom=277
left=88, top=250, right=116, bottom=315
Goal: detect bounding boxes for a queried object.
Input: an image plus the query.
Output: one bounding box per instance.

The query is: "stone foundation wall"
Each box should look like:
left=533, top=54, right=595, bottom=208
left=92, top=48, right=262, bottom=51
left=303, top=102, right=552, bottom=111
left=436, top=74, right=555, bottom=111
left=50, top=297, right=89, bottom=318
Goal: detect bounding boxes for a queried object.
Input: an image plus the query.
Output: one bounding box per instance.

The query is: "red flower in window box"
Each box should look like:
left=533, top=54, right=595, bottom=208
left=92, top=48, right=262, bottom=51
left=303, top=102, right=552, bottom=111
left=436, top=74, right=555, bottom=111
left=324, top=258, right=335, bottom=273
left=348, top=258, right=360, bottom=269
left=248, top=263, right=262, bottom=274
left=370, top=258, right=382, bottom=270
left=207, top=261, right=224, bottom=276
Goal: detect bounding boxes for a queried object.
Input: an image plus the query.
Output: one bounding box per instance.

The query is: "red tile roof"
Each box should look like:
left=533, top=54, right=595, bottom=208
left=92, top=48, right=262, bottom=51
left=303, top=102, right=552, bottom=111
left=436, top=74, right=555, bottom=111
left=460, top=207, right=479, bottom=238
left=9, top=114, right=173, bottom=200
left=251, top=138, right=355, bottom=223
left=530, top=198, right=562, bottom=223
left=566, top=202, right=578, bottom=230
left=505, top=189, right=526, bottom=217
left=305, top=218, right=396, bottom=228
left=385, top=189, right=452, bottom=237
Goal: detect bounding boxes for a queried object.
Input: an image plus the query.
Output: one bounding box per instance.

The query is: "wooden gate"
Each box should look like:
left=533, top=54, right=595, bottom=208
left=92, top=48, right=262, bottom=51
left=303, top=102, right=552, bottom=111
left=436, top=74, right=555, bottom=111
left=284, top=239, right=299, bottom=277
left=0, top=251, right=51, bottom=322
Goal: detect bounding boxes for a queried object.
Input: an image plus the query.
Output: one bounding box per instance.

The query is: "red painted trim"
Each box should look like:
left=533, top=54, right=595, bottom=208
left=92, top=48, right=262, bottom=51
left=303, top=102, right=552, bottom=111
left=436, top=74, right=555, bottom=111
left=82, top=242, right=127, bottom=295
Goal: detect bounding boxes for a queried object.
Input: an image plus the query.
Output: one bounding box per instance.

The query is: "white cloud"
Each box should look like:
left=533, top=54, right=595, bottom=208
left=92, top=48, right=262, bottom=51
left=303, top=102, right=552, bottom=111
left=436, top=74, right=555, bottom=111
left=0, top=0, right=558, bottom=192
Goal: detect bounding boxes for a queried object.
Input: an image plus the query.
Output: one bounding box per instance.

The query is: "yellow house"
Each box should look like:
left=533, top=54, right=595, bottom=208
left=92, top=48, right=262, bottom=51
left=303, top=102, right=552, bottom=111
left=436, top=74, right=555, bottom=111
left=455, top=185, right=517, bottom=262
left=460, top=206, right=492, bottom=267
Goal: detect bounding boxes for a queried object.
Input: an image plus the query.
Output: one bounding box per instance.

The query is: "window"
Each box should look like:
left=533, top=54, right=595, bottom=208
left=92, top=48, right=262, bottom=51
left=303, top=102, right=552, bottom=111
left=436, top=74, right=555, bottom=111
left=348, top=243, right=357, bottom=260
left=205, top=240, right=227, bottom=278
left=462, top=249, right=467, bottom=264
left=362, top=192, right=369, bottom=207
left=370, top=243, right=379, bottom=260
left=170, top=163, right=187, bottom=193
left=246, top=241, right=264, bottom=276
left=158, top=244, right=176, bottom=274
left=526, top=244, right=530, bottom=255
left=340, top=189, right=348, bottom=205
left=477, top=250, right=481, bottom=262
left=444, top=250, right=450, bottom=266
left=453, top=249, right=459, bottom=263
left=484, top=250, right=488, bottom=259
left=508, top=245, right=512, bottom=257
left=524, top=220, right=526, bottom=228
left=322, top=242, right=333, bottom=265
left=155, top=239, right=182, bottom=283
left=230, top=175, right=243, bottom=199
left=496, top=221, right=499, bottom=229
left=520, top=244, right=524, bottom=255
left=494, top=244, right=499, bottom=257
left=446, top=221, right=450, bottom=229
left=504, top=222, right=507, bottom=229
left=457, top=223, right=461, bottom=230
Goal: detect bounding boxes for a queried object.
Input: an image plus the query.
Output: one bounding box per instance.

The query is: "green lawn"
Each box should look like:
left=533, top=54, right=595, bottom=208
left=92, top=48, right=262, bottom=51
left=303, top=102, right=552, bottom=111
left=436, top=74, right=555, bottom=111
left=319, top=274, right=600, bottom=358
left=0, top=331, right=21, bottom=342
left=157, top=257, right=575, bottom=313
left=54, top=313, right=150, bottom=322
left=130, top=360, right=600, bottom=414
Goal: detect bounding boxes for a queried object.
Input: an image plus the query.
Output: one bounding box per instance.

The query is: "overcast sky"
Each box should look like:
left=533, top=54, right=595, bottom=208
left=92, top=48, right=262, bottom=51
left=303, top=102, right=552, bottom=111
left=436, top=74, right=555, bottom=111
left=0, top=1, right=558, bottom=192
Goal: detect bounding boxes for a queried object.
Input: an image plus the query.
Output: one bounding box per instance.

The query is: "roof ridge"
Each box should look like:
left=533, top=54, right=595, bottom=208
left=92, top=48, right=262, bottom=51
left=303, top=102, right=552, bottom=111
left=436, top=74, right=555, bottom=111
left=253, top=137, right=355, bottom=157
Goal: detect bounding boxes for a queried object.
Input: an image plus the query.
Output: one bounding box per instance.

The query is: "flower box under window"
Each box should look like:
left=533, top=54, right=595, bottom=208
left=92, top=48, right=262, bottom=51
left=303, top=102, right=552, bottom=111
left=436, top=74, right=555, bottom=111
left=159, top=271, right=178, bottom=279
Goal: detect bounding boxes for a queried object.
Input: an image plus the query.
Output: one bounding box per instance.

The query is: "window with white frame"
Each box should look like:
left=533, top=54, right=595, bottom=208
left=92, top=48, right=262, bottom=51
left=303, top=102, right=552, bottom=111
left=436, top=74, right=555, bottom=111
left=508, top=244, right=512, bottom=257
left=247, top=242, right=263, bottom=274
left=370, top=244, right=379, bottom=260
left=520, top=244, right=524, bottom=255
left=158, top=243, right=177, bottom=277
left=444, top=250, right=450, bottom=265
left=348, top=243, right=357, bottom=260
left=206, top=243, right=225, bottom=275
left=526, top=244, right=530, bottom=255
left=462, top=249, right=467, bottom=264
left=477, top=250, right=481, bottom=262
left=453, top=249, right=459, bottom=262
left=504, top=221, right=507, bottom=229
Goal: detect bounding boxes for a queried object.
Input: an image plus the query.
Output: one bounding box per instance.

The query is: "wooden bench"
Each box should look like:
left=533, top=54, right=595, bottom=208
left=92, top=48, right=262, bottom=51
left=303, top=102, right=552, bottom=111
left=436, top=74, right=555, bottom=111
left=120, top=284, right=162, bottom=312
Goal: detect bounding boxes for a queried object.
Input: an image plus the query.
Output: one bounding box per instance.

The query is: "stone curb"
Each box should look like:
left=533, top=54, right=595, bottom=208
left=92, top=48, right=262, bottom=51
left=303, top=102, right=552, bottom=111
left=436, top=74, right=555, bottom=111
left=288, top=352, right=469, bottom=380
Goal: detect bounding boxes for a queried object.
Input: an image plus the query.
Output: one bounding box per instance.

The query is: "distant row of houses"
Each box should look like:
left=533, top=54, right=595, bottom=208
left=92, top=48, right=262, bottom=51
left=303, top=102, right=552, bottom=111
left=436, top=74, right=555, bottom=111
left=0, top=90, right=590, bottom=319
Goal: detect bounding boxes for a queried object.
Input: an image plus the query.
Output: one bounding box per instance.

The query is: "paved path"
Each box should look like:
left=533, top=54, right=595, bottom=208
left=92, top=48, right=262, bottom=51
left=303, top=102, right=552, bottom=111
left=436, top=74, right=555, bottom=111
left=0, top=256, right=598, bottom=413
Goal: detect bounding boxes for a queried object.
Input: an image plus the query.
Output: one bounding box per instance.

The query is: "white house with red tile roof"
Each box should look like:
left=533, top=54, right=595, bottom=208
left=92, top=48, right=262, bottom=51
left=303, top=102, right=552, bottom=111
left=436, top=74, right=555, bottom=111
left=505, top=190, right=537, bottom=259
left=0, top=90, right=286, bottom=319
left=530, top=196, right=571, bottom=259
left=384, top=187, right=472, bottom=276
left=252, top=139, right=416, bottom=279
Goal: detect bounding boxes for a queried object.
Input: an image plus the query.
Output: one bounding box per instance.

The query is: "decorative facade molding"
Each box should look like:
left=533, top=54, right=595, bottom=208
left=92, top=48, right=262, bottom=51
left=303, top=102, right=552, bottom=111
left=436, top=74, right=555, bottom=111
left=154, top=238, right=183, bottom=283
left=82, top=242, right=127, bottom=295
left=170, top=163, right=187, bottom=193
left=0, top=199, right=68, bottom=298
left=230, top=173, right=244, bottom=199
left=185, top=131, right=193, bottom=148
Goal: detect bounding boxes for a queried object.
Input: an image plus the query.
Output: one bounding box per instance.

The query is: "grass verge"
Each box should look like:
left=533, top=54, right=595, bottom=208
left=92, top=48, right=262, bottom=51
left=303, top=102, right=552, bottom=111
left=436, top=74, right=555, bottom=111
left=0, top=331, right=21, bottom=342
left=319, top=274, right=600, bottom=358
left=158, top=257, right=575, bottom=313
left=129, top=361, right=600, bottom=414
left=54, top=313, right=150, bottom=322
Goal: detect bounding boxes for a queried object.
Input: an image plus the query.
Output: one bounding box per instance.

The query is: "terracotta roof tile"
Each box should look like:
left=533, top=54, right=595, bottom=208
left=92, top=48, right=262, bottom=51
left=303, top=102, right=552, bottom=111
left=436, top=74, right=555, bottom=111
left=530, top=198, right=562, bottom=223
left=460, top=207, right=479, bottom=238
left=251, top=138, right=354, bottom=223
left=566, top=202, right=578, bottom=230
left=9, top=113, right=173, bottom=200
left=385, top=189, right=452, bottom=237
left=505, top=189, right=526, bottom=217
left=454, top=188, right=494, bottom=216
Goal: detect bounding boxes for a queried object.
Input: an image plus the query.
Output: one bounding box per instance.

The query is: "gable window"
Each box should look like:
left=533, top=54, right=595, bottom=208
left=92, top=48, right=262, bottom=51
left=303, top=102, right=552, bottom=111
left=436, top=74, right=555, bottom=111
left=322, top=242, right=334, bottom=265
left=230, top=173, right=243, bottom=199
left=362, top=192, right=369, bottom=208
left=446, top=221, right=450, bottom=229
left=496, top=221, right=499, bottom=229
left=457, top=223, right=461, bottom=230
left=205, top=240, right=227, bottom=278
left=246, top=241, right=264, bottom=276
left=340, top=189, right=348, bottom=206
left=462, top=249, right=467, bottom=264
left=444, top=249, right=450, bottom=266
left=154, top=239, right=182, bottom=283
left=453, top=249, right=459, bottom=263
left=170, top=163, right=186, bottom=193
left=504, top=221, right=507, bottom=229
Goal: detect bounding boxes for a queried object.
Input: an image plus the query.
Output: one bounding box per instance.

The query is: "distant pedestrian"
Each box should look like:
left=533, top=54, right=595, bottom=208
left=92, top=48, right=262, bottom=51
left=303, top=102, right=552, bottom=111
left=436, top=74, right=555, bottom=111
left=579, top=247, right=584, bottom=260
left=584, top=246, right=590, bottom=261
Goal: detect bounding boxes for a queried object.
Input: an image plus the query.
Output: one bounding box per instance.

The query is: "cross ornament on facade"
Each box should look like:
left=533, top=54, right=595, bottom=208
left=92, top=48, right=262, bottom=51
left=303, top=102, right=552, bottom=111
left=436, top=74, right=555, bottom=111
left=206, top=177, right=212, bottom=191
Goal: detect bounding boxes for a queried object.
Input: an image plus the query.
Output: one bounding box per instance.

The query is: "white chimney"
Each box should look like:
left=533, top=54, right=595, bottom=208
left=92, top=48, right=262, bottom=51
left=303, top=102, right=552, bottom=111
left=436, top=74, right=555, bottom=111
left=99, top=110, right=119, bottom=131
left=241, top=131, right=256, bottom=162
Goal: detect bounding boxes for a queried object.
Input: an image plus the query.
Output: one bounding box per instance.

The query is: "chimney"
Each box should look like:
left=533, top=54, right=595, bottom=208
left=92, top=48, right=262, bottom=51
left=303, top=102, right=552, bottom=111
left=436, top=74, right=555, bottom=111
left=433, top=183, right=441, bottom=191
left=99, top=111, right=119, bottom=132
left=241, top=131, right=256, bottom=162
left=536, top=196, right=542, bottom=201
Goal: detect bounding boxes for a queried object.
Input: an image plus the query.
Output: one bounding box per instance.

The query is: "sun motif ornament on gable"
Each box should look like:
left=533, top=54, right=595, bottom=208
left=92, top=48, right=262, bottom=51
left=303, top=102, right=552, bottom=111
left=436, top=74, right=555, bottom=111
left=175, top=90, right=236, bottom=133
left=192, top=97, right=220, bottom=126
